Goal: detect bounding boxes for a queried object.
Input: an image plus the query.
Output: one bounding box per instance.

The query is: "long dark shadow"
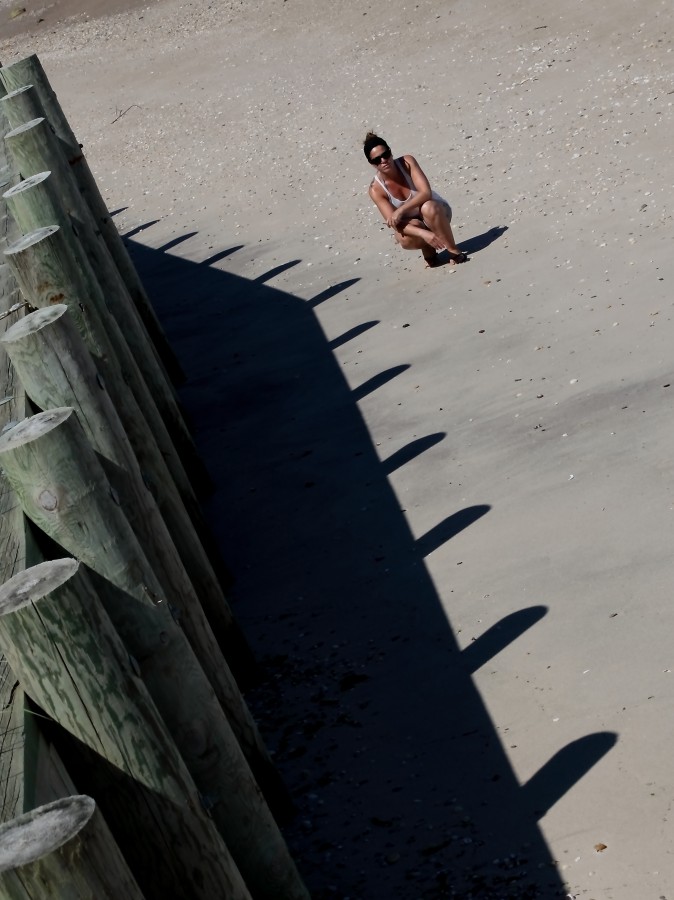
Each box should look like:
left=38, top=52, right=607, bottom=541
left=156, top=232, right=198, bottom=252
left=128, top=238, right=609, bottom=899
left=352, top=364, right=410, bottom=401
left=381, top=432, right=446, bottom=475
left=329, top=320, right=379, bottom=350
left=122, top=220, right=161, bottom=239
left=460, top=224, right=509, bottom=255
left=415, top=504, right=491, bottom=557
left=306, top=278, right=360, bottom=308
left=462, top=606, right=548, bottom=674
left=202, top=245, right=244, bottom=266
left=253, top=260, right=301, bottom=283
left=522, top=733, right=618, bottom=819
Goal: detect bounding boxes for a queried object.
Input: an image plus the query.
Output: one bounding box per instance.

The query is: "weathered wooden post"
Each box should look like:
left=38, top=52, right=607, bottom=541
left=0, top=55, right=182, bottom=386
left=0, top=796, right=146, bottom=899
left=2, top=222, right=202, bottom=515
left=0, top=555, right=308, bottom=899
left=0, top=560, right=252, bottom=900
left=3, top=118, right=210, bottom=492
left=0, top=409, right=293, bottom=819
left=2, top=172, right=219, bottom=546
left=0, top=303, right=254, bottom=678
left=0, top=84, right=44, bottom=131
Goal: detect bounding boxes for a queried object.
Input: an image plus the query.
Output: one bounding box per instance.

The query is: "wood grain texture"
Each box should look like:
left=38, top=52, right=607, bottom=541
left=0, top=108, right=28, bottom=826
left=3, top=118, right=202, bottom=490
left=0, top=54, right=184, bottom=387
left=1, top=285, right=254, bottom=682
left=2, top=217, right=198, bottom=514
left=0, top=561, right=250, bottom=900
left=0, top=410, right=293, bottom=848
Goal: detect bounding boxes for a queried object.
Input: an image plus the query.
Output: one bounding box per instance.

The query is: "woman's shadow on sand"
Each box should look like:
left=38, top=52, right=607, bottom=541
left=460, top=224, right=508, bottom=255
left=433, top=224, right=507, bottom=266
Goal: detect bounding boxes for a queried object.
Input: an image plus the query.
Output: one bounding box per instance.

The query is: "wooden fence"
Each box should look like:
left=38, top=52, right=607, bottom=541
left=0, top=54, right=309, bottom=900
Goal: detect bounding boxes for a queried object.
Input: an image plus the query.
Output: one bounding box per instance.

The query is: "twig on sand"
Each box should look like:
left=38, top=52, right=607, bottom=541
left=111, top=104, right=141, bottom=124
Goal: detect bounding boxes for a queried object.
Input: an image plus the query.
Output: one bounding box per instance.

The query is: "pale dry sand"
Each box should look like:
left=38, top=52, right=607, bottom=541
left=2, top=1, right=674, bottom=898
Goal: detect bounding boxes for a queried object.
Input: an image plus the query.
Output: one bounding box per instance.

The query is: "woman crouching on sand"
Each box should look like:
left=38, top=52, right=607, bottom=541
left=365, top=132, right=467, bottom=268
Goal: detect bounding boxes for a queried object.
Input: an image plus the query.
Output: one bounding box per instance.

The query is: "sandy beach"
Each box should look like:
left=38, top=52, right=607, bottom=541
left=2, top=0, right=674, bottom=896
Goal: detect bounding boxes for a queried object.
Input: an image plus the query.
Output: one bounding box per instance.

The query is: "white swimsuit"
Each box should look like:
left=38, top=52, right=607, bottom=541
left=374, top=158, right=450, bottom=220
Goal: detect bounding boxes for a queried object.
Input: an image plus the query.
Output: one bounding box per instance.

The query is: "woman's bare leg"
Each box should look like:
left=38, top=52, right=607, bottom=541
left=394, top=221, right=442, bottom=266
left=419, top=201, right=466, bottom=263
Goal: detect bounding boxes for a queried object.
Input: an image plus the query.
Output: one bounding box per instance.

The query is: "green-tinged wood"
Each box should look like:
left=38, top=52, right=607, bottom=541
left=0, top=55, right=184, bottom=387
left=1, top=304, right=255, bottom=680
left=0, top=562, right=251, bottom=900
left=2, top=175, right=218, bottom=537
left=0, top=795, right=146, bottom=899
left=0, top=58, right=77, bottom=149
left=0, top=85, right=43, bottom=132
left=0, top=142, right=29, bottom=827
left=4, top=118, right=209, bottom=492
left=2, top=221, right=202, bottom=515
left=0, top=409, right=293, bottom=822
left=84, top=566, right=308, bottom=900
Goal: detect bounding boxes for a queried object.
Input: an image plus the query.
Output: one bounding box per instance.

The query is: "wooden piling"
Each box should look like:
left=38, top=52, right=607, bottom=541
left=2, top=221, right=202, bottom=515
left=0, top=55, right=184, bottom=385
left=82, top=569, right=309, bottom=900
left=2, top=171, right=220, bottom=538
left=0, top=409, right=294, bottom=821
left=0, top=561, right=252, bottom=900
left=0, top=302, right=254, bottom=679
left=0, top=85, right=44, bottom=131
left=0, top=795, right=146, bottom=899
left=4, top=117, right=210, bottom=492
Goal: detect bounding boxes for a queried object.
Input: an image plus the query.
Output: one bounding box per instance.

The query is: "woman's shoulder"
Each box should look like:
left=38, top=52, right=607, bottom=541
left=368, top=176, right=384, bottom=196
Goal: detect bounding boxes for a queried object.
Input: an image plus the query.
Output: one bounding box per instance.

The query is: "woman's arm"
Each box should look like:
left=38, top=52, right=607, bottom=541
left=388, top=155, right=433, bottom=226
left=369, top=180, right=398, bottom=227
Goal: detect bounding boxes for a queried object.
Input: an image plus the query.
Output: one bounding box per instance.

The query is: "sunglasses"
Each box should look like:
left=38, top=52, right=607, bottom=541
left=369, top=149, right=392, bottom=166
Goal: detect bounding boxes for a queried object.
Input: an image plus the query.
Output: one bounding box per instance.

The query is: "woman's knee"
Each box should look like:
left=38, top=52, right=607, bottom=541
left=420, top=200, right=450, bottom=223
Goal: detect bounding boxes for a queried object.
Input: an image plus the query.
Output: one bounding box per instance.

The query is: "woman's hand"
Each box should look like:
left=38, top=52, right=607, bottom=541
left=422, top=230, right=445, bottom=251
left=386, top=208, right=405, bottom=230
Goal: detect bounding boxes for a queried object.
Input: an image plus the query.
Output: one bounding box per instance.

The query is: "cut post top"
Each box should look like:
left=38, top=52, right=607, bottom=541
left=3, top=171, right=51, bottom=198
left=4, top=225, right=60, bottom=255
left=0, top=85, right=34, bottom=102
left=4, top=117, right=45, bottom=139
left=0, top=795, right=96, bottom=871
left=0, top=558, right=79, bottom=616
left=0, top=406, right=74, bottom=451
left=1, top=304, right=68, bottom=343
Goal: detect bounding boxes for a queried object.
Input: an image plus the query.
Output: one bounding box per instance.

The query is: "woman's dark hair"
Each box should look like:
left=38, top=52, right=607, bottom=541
left=363, top=131, right=389, bottom=160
